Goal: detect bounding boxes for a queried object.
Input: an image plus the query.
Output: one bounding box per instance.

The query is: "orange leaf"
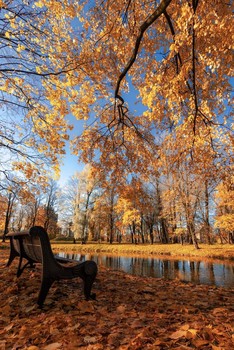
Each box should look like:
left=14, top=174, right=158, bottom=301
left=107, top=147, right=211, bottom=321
left=43, top=343, right=63, bottom=350
left=169, top=330, right=187, bottom=339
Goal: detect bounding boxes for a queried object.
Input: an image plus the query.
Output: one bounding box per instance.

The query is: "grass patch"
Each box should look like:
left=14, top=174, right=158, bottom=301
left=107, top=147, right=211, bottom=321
left=51, top=242, right=234, bottom=261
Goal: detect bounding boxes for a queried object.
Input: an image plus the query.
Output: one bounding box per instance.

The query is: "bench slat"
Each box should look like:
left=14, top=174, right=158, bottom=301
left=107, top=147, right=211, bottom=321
left=22, top=235, right=42, bottom=263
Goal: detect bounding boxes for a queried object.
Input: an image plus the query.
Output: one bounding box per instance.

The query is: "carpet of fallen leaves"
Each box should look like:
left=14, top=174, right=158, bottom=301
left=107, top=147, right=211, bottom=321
left=0, top=248, right=233, bottom=350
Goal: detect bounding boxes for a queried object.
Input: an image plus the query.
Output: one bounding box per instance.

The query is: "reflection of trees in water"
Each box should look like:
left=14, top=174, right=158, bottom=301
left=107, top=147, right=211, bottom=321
left=182, top=260, right=186, bottom=274
left=57, top=252, right=234, bottom=288
left=105, top=256, right=122, bottom=269
left=162, top=260, right=169, bottom=279
left=206, top=263, right=215, bottom=286
left=189, top=261, right=201, bottom=284
left=130, top=257, right=146, bottom=275
left=162, top=260, right=180, bottom=280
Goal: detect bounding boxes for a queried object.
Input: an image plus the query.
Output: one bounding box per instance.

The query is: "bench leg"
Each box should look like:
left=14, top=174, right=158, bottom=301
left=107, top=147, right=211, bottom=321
left=16, top=256, right=24, bottom=277
left=16, top=260, right=35, bottom=277
left=6, top=237, right=19, bottom=267
left=6, top=249, right=19, bottom=267
left=83, top=261, right=97, bottom=300
left=84, top=275, right=97, bottom=300
left=37, top=277, right=54, bottom=308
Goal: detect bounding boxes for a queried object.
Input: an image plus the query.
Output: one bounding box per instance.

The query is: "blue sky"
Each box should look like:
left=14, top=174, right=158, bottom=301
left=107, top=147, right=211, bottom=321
left=58, top=114, right=84, bottom=186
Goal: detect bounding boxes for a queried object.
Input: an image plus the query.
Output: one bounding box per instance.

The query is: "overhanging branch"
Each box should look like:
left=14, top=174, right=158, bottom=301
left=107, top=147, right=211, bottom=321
left=114, top=0, right=172, bottom=101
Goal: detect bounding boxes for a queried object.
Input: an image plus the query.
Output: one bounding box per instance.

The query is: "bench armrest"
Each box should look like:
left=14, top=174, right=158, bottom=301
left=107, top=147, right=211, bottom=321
left=6, top=231, right=30, bottom=238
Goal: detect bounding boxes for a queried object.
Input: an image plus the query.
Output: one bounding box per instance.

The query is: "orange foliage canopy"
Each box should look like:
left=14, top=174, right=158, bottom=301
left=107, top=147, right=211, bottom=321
left=0, top=0, right=233, bottom=183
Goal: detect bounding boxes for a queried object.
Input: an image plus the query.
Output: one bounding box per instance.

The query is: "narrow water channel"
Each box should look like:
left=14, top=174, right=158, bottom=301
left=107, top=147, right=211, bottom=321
left=56, top=252, right=234, bottom=288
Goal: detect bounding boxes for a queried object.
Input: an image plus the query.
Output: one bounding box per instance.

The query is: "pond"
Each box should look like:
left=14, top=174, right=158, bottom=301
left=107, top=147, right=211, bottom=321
left=56, top=252, right=234, bottom=288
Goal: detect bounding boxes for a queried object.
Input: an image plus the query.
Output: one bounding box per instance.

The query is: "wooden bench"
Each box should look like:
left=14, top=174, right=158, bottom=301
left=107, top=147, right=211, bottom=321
left=6, top=226, right=97, bottom=308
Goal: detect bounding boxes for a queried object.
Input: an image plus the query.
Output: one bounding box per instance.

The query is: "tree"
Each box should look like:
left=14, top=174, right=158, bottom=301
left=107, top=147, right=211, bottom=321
left=115, top=178, right=146, bottom=244
left=69, top=0, right=233, bottom=184
left=71, top=165, right=101, bottom=242
left=57, top=175, right=80, bottom=236
left=43, top=180, right=59, bottom=236
left=161, top=156, right=204, bottom=248
left=1, top=179, right=19, bottom=241
left=0, top=0, right=77, bottom=182
left=214, top=176, right=234, bottom=244
left=90, top=184, right=118, bottom=243
left=0, top=194, right=8, bottom=232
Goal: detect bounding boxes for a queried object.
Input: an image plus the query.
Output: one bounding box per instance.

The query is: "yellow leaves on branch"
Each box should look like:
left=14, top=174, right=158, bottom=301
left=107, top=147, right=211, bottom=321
left=12, top=162, right=38, bottom=179
left=214, top=177, right=234, bottom=233
left=35, top=0, right=77, bottom=19
left=138, top=1, right=233, bottom=128
left=116, top=197, right=141, bottom=227
left=70, top=82, right=97, bottom=120
left=34, top=1, right=44, bottom=8
left=215, top=214, right=234, bottom=233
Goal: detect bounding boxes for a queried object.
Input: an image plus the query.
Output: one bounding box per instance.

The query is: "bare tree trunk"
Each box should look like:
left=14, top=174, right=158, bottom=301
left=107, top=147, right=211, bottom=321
left=149, top=225, right=154, bottom=244
left=160, top=218, right=169, bottom=243
left=228, top=232, right=234, bottom=244
left=140, top=216, right=145, bottom=244
left=129, top=224, right=134, bottom=244
left=2, top=192, right=15, bottom=242
left=187, top=220, right=199, bottom=249
left=204, top=180, right=211, bottom=244
left=108, top=192, right=115, bottom=244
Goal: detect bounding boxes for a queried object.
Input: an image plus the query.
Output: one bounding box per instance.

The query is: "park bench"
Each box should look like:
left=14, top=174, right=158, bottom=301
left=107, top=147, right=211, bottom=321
left=6, top=226, right=97, bottom=308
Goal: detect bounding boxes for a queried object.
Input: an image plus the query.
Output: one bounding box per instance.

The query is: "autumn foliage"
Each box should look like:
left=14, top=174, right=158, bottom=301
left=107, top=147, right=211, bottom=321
left=0, top=1, right=233, bottom=243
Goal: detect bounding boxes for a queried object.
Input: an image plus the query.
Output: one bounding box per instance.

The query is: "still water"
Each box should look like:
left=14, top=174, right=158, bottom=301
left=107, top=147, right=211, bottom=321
left=56, top=252, right=234, bottom=288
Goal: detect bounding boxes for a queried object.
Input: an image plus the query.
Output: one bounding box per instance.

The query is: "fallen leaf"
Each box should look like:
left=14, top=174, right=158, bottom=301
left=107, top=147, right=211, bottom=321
left=84, top=336, right=99, bottom=344
left=180, top=324, right=190, bottom=331
left=76, top=301, right=95, bottom=313
left=212, top=307, right=227, bottom=315
left=169, top=330, right=187, bottom=339
left=87, top=344, right=104, bottom=350
left=43, top=343, right=63, bottom=350
left=186, top=329, right=198, bottom=339
left=192, top=338, right=210, bottom=347
left=4, top=323, right=14, bottom=332
left=116, top=304, right=126, bottom=313
left=25, top=305, right=38, bottom=313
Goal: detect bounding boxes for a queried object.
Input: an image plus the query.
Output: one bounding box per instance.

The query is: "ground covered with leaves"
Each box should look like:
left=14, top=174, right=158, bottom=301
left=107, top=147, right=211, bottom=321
left=0, top=247, right=233, bottom=350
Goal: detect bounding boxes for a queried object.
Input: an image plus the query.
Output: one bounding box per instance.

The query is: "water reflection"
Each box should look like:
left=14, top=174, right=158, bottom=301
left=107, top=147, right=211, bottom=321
left=56, top=252, right=234, bottom=288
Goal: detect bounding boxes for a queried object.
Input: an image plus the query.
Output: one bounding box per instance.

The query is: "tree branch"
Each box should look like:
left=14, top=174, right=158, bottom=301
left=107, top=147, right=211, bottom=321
left=114, top=0, right=172, bottom=101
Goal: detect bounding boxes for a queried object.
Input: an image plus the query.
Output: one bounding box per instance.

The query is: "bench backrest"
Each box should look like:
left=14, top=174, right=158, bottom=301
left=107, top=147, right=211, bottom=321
left=22, top=234, right=43, bottom=263
left=8, top=226, right=54, bottom=264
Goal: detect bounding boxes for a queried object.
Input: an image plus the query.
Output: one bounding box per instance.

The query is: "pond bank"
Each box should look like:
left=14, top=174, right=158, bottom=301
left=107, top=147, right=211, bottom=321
left=51, top=242, right=234, bottom=261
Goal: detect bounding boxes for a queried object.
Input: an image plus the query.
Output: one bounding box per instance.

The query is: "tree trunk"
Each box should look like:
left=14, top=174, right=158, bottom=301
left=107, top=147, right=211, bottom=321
left=204, top=180, right=211, bottom=244
left=187, top=220, right=199, bottom=249
left=129, top=224, right=134, bottom=244
left=132, top=221, right=137, bottom=244
left=140, top=216, right=145, bottom=244
left=109, top=213, right=114, bottom=244
left=149, top=225, right=154, bottom=244
left=160, top=218, right=169, bottom=243
left=228, top=232, right=234, bottom=244
left=2, top=193, right=14, bottom=242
